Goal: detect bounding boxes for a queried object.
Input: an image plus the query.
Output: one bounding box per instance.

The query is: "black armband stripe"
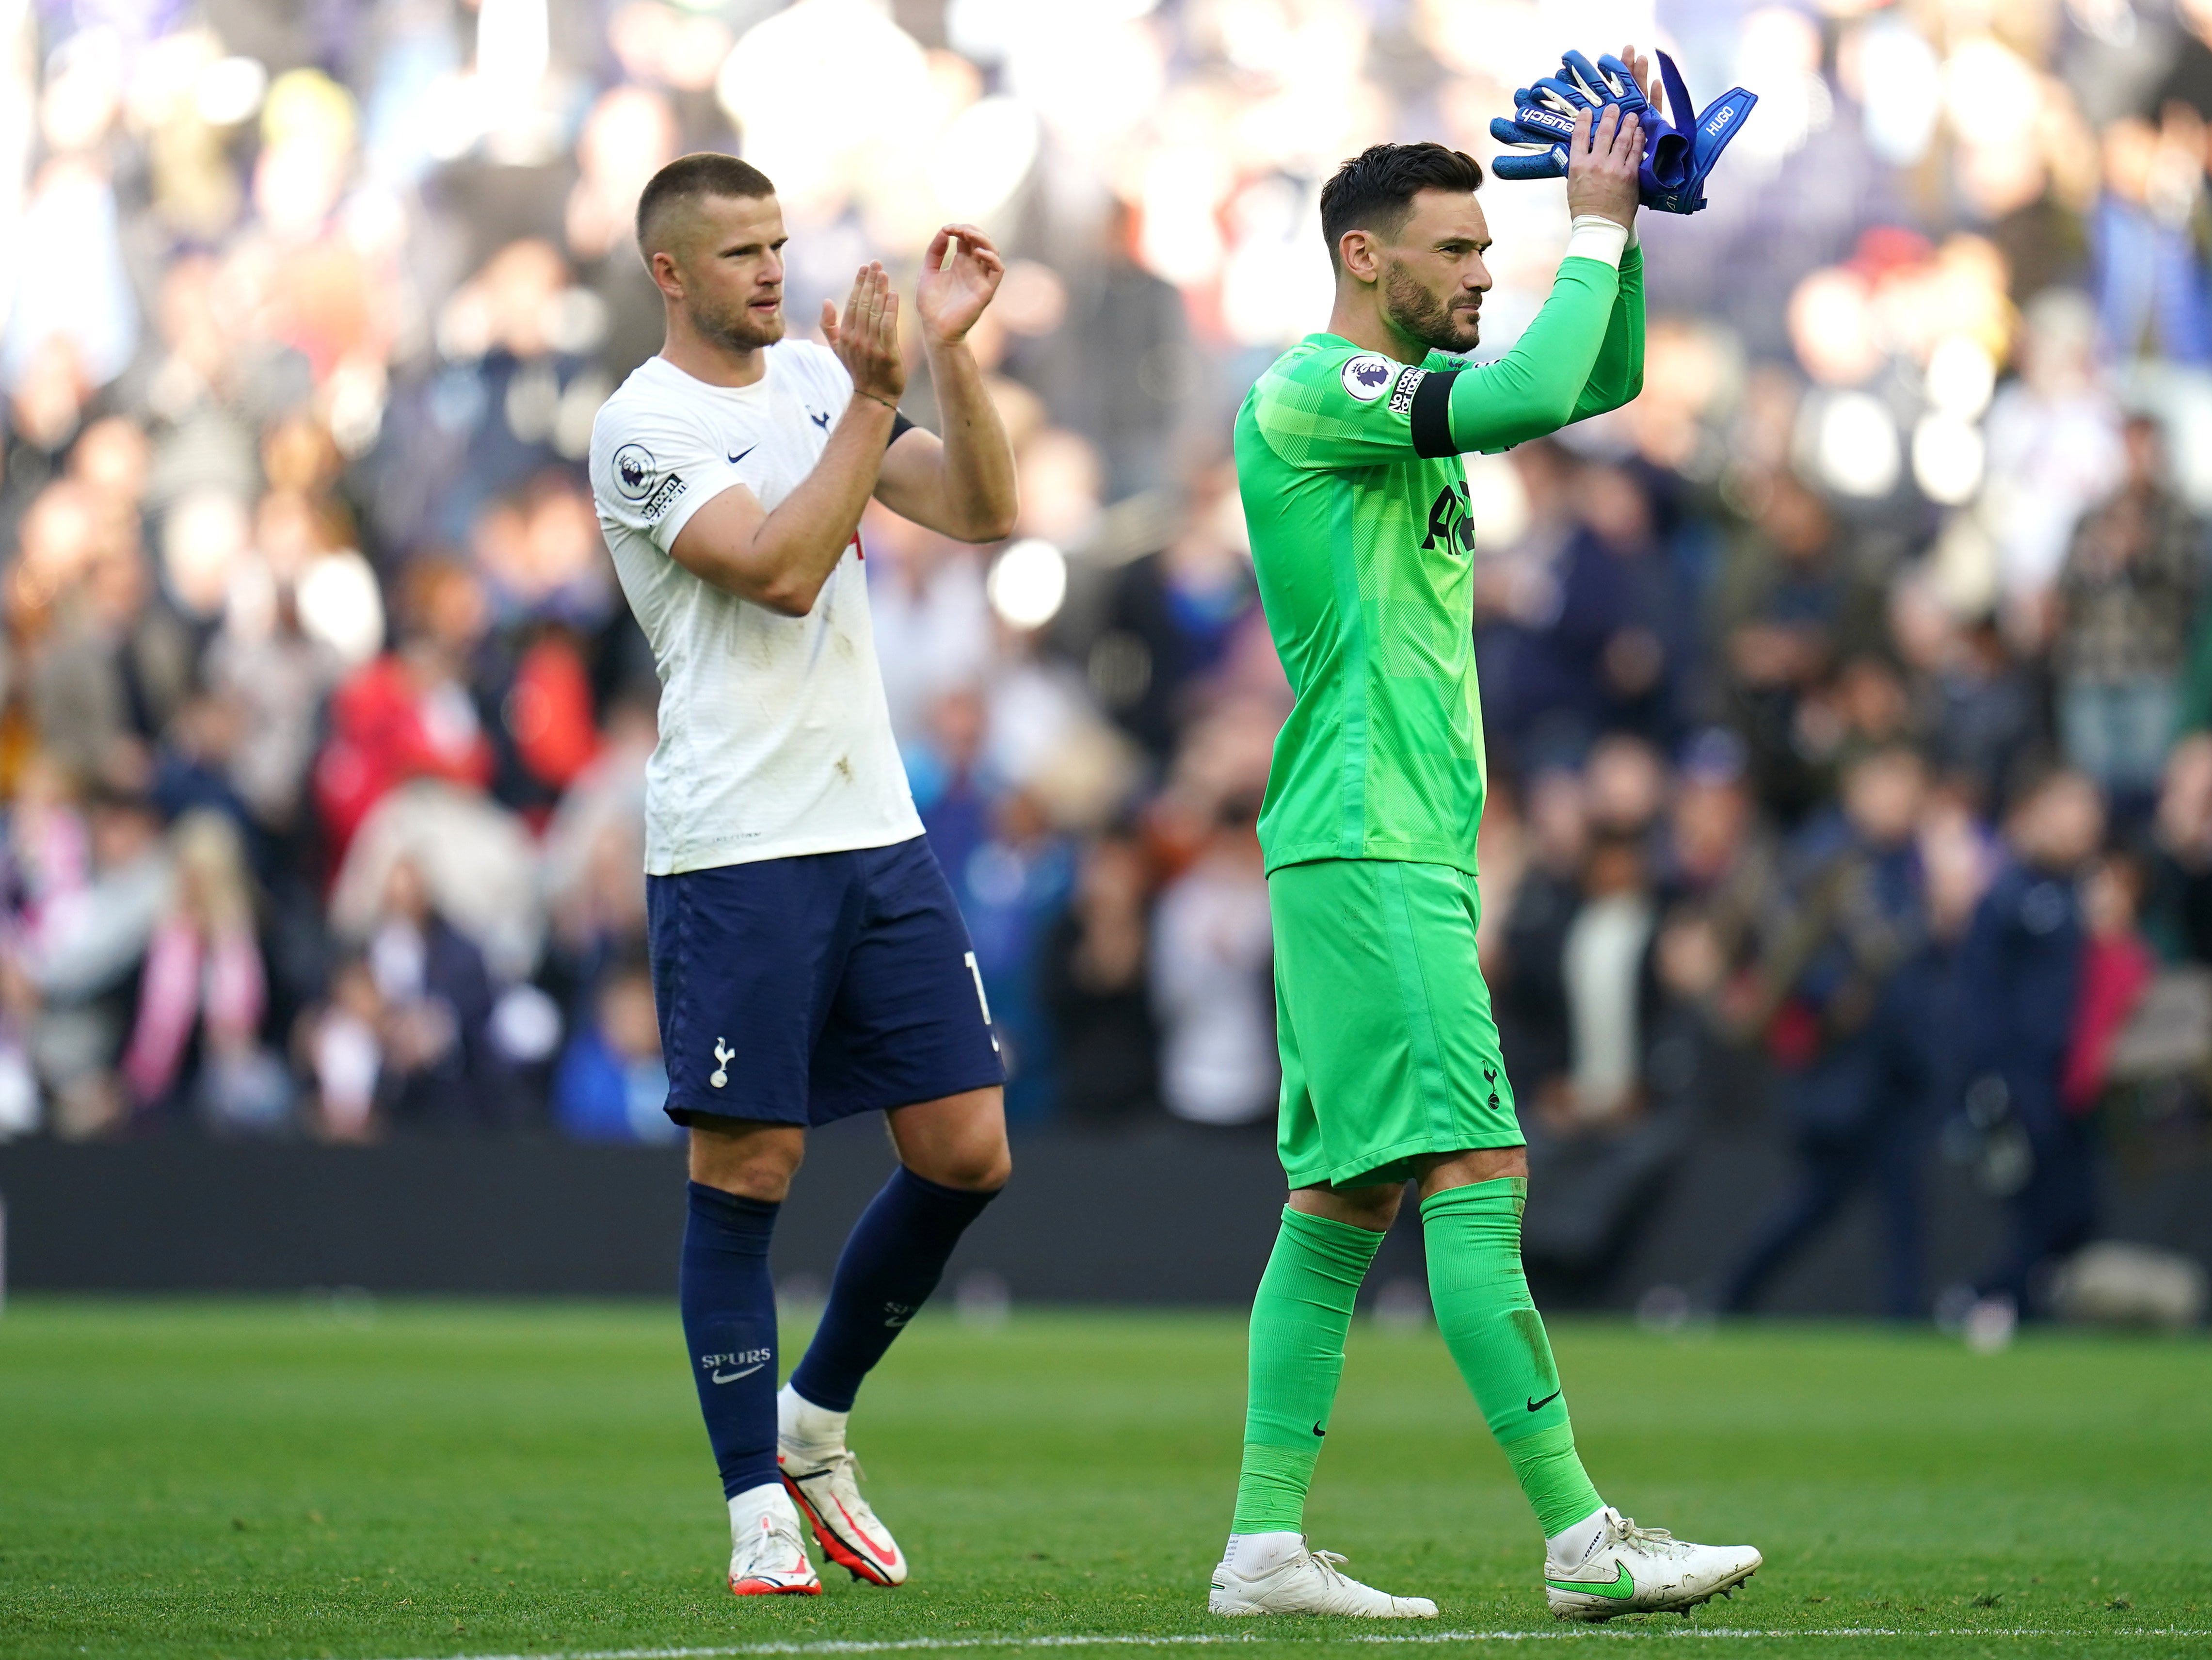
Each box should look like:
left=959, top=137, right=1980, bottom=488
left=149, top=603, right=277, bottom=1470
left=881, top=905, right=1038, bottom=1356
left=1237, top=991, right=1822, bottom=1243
left=888, top=411, right=916, bottom=450
left=1410, top=369, right=1460, bottom=458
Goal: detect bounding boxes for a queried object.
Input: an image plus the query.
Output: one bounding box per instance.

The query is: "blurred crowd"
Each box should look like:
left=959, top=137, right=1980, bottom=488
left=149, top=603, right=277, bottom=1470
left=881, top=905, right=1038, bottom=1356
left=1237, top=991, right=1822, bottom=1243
left=4, top=0, right=2212, bottom=1316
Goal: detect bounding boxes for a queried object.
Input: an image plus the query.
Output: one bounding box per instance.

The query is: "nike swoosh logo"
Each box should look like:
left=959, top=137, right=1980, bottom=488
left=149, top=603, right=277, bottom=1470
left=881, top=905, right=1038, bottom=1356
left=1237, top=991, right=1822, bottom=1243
left=728, top=445, right=756, bottom=464
left=836, top=1496, right=898, bottom=1564
left=1312, top=1422, right=1327, bottom=1437
left=711, top=1364, right=765, bottom=1384
left=1527, top=1388, right=1563, bottom=1412
left=1546, top=1561, right=1634, bottom=1599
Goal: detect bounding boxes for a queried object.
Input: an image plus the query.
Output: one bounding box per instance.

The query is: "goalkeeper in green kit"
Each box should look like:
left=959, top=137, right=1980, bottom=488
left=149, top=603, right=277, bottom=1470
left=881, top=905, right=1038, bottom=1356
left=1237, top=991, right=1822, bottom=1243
left=1207, top=47, right=1762, bottom=1623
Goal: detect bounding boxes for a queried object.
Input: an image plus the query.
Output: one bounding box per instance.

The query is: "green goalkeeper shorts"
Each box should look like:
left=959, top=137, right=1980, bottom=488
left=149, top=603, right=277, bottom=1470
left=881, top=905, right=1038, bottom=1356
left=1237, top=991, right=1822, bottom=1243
left=1269, top=857, right=1523, bottom=1191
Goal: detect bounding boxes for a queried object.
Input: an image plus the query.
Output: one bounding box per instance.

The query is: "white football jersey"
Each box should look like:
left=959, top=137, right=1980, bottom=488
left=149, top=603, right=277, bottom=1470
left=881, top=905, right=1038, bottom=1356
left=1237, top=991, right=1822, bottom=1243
left=588, top=342, right=921, bottom=875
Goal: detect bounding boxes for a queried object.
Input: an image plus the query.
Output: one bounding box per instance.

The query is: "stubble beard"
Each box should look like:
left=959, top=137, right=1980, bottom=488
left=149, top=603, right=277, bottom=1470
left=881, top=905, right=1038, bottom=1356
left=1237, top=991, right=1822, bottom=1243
left=693, top=291, right=785, bottom=353
left=1381, top=261, right=1478, bottom=355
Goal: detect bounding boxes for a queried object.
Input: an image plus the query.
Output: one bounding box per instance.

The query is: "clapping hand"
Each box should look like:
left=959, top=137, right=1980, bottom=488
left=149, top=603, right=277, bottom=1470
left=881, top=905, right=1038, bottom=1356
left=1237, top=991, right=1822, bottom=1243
left=914, top=223, right=1007, bottom=347
left=821, top=262, right=905, bottom=409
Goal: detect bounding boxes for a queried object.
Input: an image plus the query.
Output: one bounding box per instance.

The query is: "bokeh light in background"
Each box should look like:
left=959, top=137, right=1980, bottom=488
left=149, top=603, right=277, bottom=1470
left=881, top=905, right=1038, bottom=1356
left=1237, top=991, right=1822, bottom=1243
left=986, top=537, right=1068, bottom=630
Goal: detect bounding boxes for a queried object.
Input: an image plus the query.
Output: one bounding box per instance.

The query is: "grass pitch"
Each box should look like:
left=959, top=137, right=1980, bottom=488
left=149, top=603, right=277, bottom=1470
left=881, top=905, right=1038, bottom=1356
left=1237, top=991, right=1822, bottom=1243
left=1, top=1300, right=2208, bottom=1660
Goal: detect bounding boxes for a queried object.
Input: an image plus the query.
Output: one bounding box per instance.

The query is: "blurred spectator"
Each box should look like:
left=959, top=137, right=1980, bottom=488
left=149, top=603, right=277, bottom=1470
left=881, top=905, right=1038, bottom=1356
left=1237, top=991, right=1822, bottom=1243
left=2052, top=416, right=2201, bottom=802
left=1979, top=291, right=2125, bottom=629
left=1491, top=767, right=1587, bottom=1092
left=300, top=954, right=385, bottom=1144
left=152, top=694, right=264, bottom=866
left=28, top=485, right=193, bottom=784
left=869, top=516, right=992, bottom=747
left=1547, top=832, right=1660, bottom=1128
left=953, top=787, right=1073, bottom=1123
left=1660, top=736, right=1779, bottom=929
left=553, top=951, right=673, bottom=1144
left=1891, top=579, right=2038, bottom=814
left=1502, top=465, right=1692, bottom=760
left=372, top=237, right=603, bottom=551
left=1584, top=734, right=1669, bottom=845
left=2091, top=114, right=2212, bottom=366
left=2146, top=734, right=2212, bottom=965
left=1714, top=472, right=1887, bottom=822
left=203, top=563, right=348, bottom=837
left=120, top=810, right=285, bottom=1134
left=314, top=558, right=496, bottom=856
left=1089, top=462, right=1256, bottom=761
left=1957, top=770, right=2108, bottom=1321
left=1150, top=794, right=1275, bottom=1128
left=910, top=685, right=995, bottom=890
left=3, top=756, right=92, bottom=944
left=330, top=779, right=545, bottom=1001
left=539, top=693, right=653, bottom=1015
left=1039, top=829, right=1159, bottom=1125
left=565, top=85, right=680, bottom=378
left=358, top=854, right=509, bottom=1130
left=14, top=785, right=174, bottom=1139
left=2062, top=851, right=2155, bottom=1115
left=1718, top=746, right=1938, bottom=1320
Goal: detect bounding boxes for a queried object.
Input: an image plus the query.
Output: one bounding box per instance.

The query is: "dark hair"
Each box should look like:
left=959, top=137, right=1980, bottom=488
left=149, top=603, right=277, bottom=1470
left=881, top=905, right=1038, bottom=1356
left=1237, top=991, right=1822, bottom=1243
left=1318, top=143, right=1485, bottom=273
left=2005, top=760, right=2100, bottom=820
left=1842, top=739, right=1928, bottom=780
left=635, top=152, right=776, bottom=257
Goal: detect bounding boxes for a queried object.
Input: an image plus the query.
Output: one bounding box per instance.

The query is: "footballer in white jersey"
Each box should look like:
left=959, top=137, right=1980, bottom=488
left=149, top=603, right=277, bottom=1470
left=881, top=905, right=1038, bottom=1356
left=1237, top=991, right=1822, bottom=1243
left=586, top=153, right=1017, bottom=1598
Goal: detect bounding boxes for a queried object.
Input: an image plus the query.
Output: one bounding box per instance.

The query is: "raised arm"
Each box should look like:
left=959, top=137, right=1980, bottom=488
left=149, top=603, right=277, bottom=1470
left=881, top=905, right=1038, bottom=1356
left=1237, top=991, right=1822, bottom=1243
left=1426, top=99, right=1640, bottom=455
left=875, top=224, right=1019, bottom=544
left=669, top=265, right=905, bottom=616
left=1571, top=240, right=1644, bottom=421
left=1433, top=255, right=1620, bottom=455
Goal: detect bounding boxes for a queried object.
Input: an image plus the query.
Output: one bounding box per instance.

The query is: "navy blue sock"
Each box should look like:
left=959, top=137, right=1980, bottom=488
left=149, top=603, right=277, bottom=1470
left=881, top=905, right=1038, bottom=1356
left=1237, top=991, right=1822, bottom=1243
left=679, top=1181, right=782, bottom=1499
left=788, top=1167, right=999, bottom=1412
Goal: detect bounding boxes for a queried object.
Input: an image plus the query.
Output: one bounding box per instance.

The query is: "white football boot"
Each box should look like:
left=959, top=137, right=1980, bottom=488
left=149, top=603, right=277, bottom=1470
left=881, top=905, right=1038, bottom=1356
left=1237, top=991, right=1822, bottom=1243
left=1209, top=1534, right=1439, bottom=1618
left=727, top=1483, right=822, bottom=1597
left=1543, top=1507, right=1760, bottom=1621
left=779, top=1449, right=907, bottom=1585
left=778, top=1386, right=907, bottom=1587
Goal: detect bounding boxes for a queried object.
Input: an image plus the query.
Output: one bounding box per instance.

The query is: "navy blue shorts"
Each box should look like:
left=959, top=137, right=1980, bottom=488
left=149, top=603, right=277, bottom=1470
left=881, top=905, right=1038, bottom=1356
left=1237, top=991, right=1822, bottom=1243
left=646, top=834, right=1004, bottom=1128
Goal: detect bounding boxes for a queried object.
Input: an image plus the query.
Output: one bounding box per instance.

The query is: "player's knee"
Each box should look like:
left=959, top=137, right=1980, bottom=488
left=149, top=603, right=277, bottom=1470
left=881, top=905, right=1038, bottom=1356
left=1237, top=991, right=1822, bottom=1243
left=692, top=1160, right=802, bottom=1203
left=974, top=1144, right=1014, bottom=1193
left=712, top=1160, right=799, bottom=1203
left=688, top=1127, right=806, bottom=1201
left=922, top=1141, right=1010, bottom=1194
left=1290, top=1181, right=1400, bottom=1232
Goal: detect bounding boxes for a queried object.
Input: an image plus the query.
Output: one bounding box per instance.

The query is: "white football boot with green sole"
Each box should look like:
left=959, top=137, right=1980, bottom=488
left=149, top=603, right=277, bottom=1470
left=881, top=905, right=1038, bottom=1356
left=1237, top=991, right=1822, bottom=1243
left=1544, top=1507, right=1760, bottom=1621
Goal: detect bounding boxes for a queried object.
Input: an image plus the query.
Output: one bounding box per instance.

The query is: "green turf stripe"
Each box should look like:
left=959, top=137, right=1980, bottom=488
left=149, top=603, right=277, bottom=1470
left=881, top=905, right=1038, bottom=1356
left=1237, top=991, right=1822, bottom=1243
left=358, top=1631, right=2212, bottom=1660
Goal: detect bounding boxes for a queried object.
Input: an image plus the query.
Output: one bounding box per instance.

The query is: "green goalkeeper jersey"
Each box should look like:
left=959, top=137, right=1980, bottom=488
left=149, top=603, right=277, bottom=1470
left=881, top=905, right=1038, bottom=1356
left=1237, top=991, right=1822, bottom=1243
left=1235, top=245, right=1644, bottom=878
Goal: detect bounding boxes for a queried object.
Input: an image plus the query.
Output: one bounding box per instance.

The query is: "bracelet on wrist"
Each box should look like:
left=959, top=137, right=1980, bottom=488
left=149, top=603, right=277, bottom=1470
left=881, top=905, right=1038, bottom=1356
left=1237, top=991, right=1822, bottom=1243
left=856, top=390, right=901, bottom=414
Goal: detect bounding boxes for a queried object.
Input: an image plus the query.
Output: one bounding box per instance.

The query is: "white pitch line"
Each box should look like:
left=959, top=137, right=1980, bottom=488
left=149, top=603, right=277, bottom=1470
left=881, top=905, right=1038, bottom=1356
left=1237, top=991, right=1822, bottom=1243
left=363, top=1626, right=2212, bottom=1660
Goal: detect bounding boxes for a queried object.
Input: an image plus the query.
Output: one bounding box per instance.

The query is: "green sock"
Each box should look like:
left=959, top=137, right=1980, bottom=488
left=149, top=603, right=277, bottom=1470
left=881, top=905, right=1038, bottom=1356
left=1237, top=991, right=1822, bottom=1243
left=1422, top=1177, right=1604, bottom=1538
left=1230, top=1207, right=1385, bottom=1534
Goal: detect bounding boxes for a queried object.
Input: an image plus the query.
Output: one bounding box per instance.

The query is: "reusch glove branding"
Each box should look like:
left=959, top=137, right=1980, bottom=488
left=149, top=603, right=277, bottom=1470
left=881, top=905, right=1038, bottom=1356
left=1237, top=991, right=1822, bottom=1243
left=1489, top=48, right=1757, bottom=216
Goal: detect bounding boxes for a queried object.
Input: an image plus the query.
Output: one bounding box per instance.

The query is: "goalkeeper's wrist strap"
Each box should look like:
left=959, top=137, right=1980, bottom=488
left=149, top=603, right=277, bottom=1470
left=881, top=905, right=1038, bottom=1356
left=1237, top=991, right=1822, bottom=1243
left=1565, top=215, right=1629, bottom=269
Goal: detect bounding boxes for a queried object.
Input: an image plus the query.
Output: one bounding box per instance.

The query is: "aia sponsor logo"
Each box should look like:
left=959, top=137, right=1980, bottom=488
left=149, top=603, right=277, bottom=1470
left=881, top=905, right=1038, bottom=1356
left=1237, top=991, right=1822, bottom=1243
left=1422, top=480, right=1475, bottom=557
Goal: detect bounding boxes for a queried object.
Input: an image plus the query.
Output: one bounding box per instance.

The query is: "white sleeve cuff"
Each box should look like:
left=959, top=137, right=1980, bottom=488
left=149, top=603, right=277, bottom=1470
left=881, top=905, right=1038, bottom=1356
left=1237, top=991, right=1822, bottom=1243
left=1564, top=215, right=1630, bottom=269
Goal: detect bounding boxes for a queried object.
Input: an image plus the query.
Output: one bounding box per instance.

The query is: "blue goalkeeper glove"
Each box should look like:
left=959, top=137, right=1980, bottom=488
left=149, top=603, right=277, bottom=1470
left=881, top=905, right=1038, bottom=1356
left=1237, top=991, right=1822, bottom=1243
left=1489, top=48, right=1758, bottom=214
left=1489, top=51, right=1653, bottom=184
